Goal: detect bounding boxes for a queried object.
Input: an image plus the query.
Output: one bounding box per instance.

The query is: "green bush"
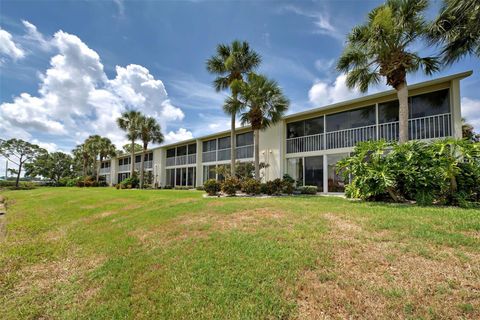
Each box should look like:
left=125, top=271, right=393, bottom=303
left=241, top=178, right=261, bottom=195
left=299, top=186, right=318, bottom=195
left=204, top=179, right=221, bottom=196
left=118, top=174, right=139, bottom=189
left=337, top=138, right=480, bottom=205
left=264, top=179, right=283, bottom=195
left=259, top=183, right=268, bottom=195
left=282, top=179, right=294, bottom=194
left=282, top=174, right=295, bottom=184
left=222, top=177, right=241, bottom=196
left=163, top=185, right=173, bottom=189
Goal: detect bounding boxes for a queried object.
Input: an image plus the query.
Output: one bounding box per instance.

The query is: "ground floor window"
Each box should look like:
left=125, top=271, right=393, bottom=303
left=327, top=153, right=349, bottom=192
left=305, top=156, right=323, bottom=192
left=203, top=165, right=216, bottom=182
left=117, top=172, right=130, bottom=183
left=167, top=167, right=196, bottom=187
left=286, top=158, right=304, bottom=186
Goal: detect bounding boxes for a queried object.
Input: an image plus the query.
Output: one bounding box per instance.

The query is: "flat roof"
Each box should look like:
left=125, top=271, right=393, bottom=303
left=120, top=70, right=473, bottom=154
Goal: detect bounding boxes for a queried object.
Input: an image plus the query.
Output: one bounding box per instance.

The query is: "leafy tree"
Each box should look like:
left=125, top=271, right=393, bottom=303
left=429, top=0, right=480, bottom=64
left=25, top=152, right=73, bottom=185
left=72, top=143, right=93, bottom=181
left=337, top=0, right=439, bottom=143
left=117, top=110, right=143, bottom=177
left=121, top=143, right=142, bottom=155
left=462, top=118, right=480, bottom=142
left=231, top=73, right=289, bottom=180
left=206, top=40, right=261, bottom=177
left=138, top=116, right=164, bottom=188
left=0, top=138, right=46, bottom=188
left=85, top=135, right=103, bottom=182
left=97, top=137, right=116, bottom=182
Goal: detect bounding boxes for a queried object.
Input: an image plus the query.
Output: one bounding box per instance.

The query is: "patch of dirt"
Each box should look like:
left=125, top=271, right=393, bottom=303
left=296, top=213, right=480, bottom=319
left=14, top=255, right=105, bottom=296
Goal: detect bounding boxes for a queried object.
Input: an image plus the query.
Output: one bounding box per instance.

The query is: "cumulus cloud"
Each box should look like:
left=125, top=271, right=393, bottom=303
left=308, top=74, right=361, bottom=106
left=0, top=22, right=185, bottom=150
left=164, top=128, right=194, bottom=145
left=461, top=97, right=480, bottom=131
left=0, top=27, right=25, bottom=61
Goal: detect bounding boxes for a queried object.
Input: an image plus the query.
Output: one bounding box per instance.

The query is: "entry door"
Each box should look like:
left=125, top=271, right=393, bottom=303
left=304, top=156, right=324, bottom=192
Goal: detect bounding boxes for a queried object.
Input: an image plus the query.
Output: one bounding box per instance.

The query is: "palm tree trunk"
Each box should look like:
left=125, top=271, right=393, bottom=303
left=230, top=114, right=236, bottom=178
left=97, top=156, right=103, bottom=183
left=254, top=129, right=260, bottom=181
left=140, top=147, right=146, bottom=189
left=95, top=158, right=100, bottom=183
left=130, top=139, right=135, bottom=177
left=397, top=81, right=409, bottom=144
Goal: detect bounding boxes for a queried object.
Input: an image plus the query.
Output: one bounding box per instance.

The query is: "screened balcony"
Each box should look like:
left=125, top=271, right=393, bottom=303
left=202, top=132, right=254, bottom=163
left=286, top=89, right=452, bottom=153
left=166, top=143, right=197, bottom=167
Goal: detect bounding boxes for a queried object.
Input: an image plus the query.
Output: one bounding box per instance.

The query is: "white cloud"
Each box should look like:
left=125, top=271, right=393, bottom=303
left=0, top=27, right=25, bottom=61
left=0, top=24, right=186, bottom=151
left=308, top=74, right=361, bottom=106
left=31, top=139, right=58, bottom=153
left=281, top=5, right=343, bottom=40
left=22, top=20, right=52, bottom=51
left=461, top=97, right=480, bottom=131
left=164, top=128, right=194, bottom=145
left=314, top=58, right=335, bottom=73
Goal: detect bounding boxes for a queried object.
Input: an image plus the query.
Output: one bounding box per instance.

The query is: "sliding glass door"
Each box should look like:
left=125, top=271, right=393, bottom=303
left=304, top=156, right=323, bottom=192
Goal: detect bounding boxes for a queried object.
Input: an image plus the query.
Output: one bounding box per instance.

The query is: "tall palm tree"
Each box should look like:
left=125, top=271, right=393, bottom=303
left=117, top=111, right=142, bottom=177
left=429, top=0, right=480, bottom=64
left=337, top=0, right=439, bottom=143
left=138, top=116, right=164, bottom=188
left=97, top=137, right=116, bottom=183
left=72, top=143, right=92, bottom=183
left=85, top=135, right=102, bottom=182
left=206, top=40, right=262, bottom=177
left=230, top=73, right=289, bottom=180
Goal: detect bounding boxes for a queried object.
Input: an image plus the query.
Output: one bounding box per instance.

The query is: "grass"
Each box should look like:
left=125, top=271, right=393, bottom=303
left=0, top=187, right=479, bottom=319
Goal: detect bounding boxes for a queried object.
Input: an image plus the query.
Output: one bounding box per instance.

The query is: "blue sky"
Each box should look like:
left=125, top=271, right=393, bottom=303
left=1, top=0, right=479, bottom=162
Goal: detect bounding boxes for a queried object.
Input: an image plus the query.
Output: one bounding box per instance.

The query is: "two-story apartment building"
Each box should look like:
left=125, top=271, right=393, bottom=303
left=99, top=71, right=471, bottom=193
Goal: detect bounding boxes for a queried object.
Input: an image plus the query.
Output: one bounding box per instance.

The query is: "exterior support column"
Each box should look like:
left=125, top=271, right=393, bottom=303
left=450, top=79, right=462, bottom=138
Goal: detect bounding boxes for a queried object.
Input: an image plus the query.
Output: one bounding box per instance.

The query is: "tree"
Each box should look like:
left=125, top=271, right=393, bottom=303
left=117, top=111, right=143, bottom=177
left=337, top=0, right=439, bottom=143
left=206, top=40, right=261, bottom=177
left=25, top=152, right=73, bottom=185
left=231, top=73, right=289, bottom=180
left=0, top=139, right=46, bottom=188
left=97, top=137, right=116, bottom=182
left=429, top=0, right=480, bottom=64
left=138, top=116, right=164, bottom=188
left=121, top=143, right=142, bottom=155
left=72, top=143, right=94, bottom=181
left=85, top=135, right=102, bottom=182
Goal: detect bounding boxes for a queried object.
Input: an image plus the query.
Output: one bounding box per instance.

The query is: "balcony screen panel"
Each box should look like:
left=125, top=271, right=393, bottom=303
left=287, top=121, right=304, bottom=138
left=176, top=145, right=187, bottom=156
left=410, top=89, right=449, bottom=119
left=166, top=148, right=176, bottom=158
left=304, top=116, right=324, bottom=135
left=218, top=136, right=231, bottom=150
left=188, top=143, right=197, bottom=154
left=203, top=139, right=217, bottom=152
left=236, top=131, right=253, bottom=147
left=135, top=155, right=141, bottom=163
left=326, top=105, right=375, bottom=132
left=378, top=100, right=399, bottom=123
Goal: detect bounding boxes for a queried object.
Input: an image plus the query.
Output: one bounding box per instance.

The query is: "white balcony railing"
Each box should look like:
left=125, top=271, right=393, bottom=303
left=166, top=157, right=175, bottom=167
left=187, top=154, right=196, bottom=164
left=134, top=160, right=153, bottom=170
left=236, top=145, right=254, bottom=159
left=100, top=167, right=110, bottom=174
left=166, top=154, right=196, bottom=167
left=217, top=148, right=230, bottom=161
left=326, top=124, right=377, bottom=149
left=286, top=113, right=452, bottom=153
left=287, top=133, right=324, bottom=154
left=175, top=155, right=187, bottom=165
left=202, top=150, right=217, bottom=163
left=118, top=164, right=130, bottom=172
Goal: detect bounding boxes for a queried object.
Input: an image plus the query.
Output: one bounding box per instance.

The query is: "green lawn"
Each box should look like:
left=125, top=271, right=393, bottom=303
left=0, top=188, right=479, bottom=319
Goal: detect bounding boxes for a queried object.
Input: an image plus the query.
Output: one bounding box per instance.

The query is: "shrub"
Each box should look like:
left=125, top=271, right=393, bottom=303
left=263, top=179, right=283, bottom=195
left=163, top=185, right=173, bottom=189
left=259, top=183, right=268, bottom=194
left=299, top=186, right=318, bottom=195
left=204, top=179, right=221, bottom=196
left=222, top=177, right=241, bottom=196
left=282, top=174, right=295, bottom=184
left=282, top=179, right=294, bottom=194
left=242, top=178, right=261, bottom=195
left=65, top=178, right=77, bottom=187
left=118, top=175, right=139, bottom=189
left=196, top=185, right=204, bottom=191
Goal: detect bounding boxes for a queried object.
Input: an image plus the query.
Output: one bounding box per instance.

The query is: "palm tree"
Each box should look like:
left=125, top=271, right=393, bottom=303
left=337, top=0, right=439, bottom=143
left=206, top=40, right=262, bottom=177
left=138, top=116, right=164, bottom=188
left=429, top=0, right=480, bottom=64
left=117, top=111, right=142, bottom=178
left=97, top=137, right=116, bottom=183
left=72, top=143, right=92, bottom=183
left=230, top=73, right=289, bottom=180
left=85, top=135, right=102, bottom=182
